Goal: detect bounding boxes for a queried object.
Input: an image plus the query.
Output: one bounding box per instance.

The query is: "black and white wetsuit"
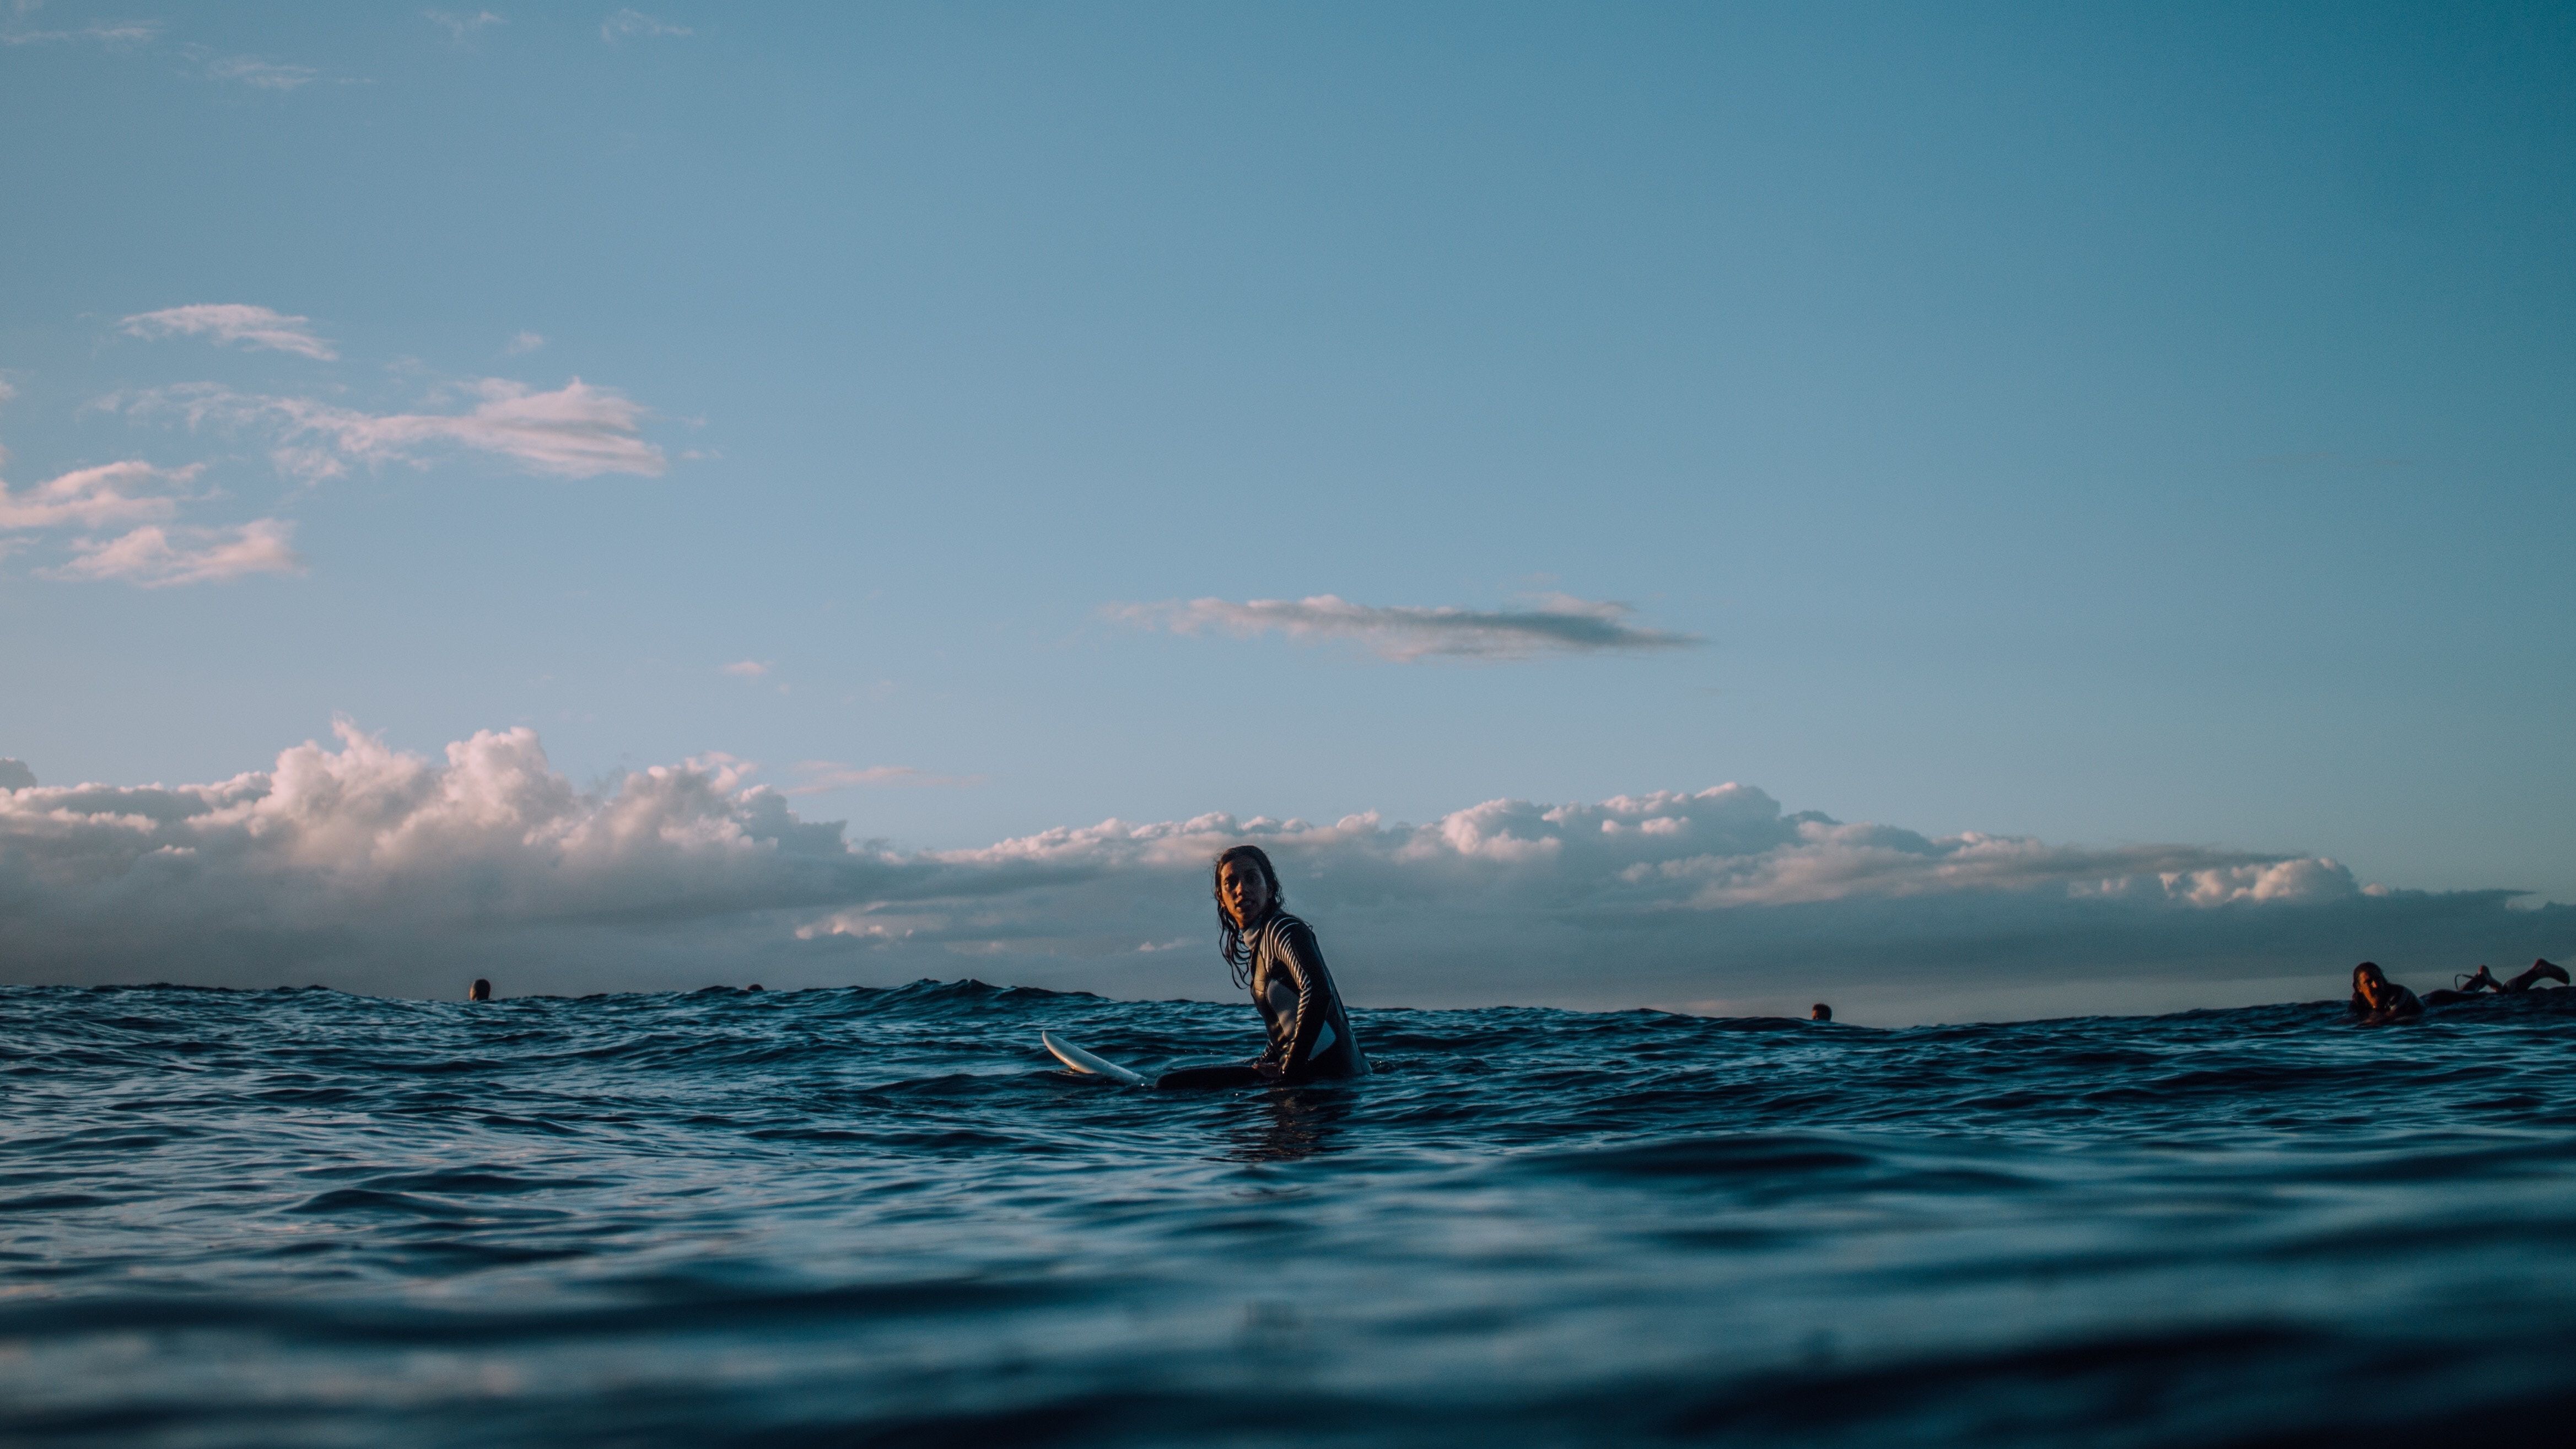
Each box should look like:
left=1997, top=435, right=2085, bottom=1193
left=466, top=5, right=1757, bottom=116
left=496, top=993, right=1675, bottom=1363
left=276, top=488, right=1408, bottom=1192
left=1157, top=909, right=1367, bottom=1089
left=1243, top=911, right=1367, bottom=1081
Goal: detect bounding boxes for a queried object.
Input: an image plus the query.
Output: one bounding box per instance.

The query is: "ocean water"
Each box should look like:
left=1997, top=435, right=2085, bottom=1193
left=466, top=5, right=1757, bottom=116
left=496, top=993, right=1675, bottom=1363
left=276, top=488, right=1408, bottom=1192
left=6, top=980, right=2576, bottom=1447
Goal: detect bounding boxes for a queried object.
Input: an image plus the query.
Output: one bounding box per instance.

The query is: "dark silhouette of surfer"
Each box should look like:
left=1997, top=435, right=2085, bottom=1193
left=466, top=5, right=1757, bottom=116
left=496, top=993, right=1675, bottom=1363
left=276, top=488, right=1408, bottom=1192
left=2351, top=959, right=2566, bottom=1025
left=1810, top=1003, right=1832, bottom=1022
left=1157, top=845, right=1368, bottom=1090
left=2449, top=960, right=2566, bottom=997
left=468, top=978, right=492, bottom=1002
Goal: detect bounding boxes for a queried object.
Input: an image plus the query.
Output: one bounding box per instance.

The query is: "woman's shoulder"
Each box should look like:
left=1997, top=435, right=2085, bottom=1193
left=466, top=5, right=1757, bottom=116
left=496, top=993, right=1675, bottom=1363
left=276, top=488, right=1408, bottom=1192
left=1258, top=911, right=1320, bottom=950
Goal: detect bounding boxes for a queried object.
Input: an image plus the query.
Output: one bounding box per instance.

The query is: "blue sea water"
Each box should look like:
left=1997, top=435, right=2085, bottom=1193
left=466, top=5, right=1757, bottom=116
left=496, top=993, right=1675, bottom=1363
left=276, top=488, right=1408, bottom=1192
left=5, top=979, right=2576, bottom=1446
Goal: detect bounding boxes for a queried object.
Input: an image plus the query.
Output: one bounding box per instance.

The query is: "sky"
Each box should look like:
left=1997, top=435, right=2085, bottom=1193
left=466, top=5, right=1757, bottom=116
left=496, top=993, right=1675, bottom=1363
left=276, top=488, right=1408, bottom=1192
left=3, top=2, right=2571, bottom=1020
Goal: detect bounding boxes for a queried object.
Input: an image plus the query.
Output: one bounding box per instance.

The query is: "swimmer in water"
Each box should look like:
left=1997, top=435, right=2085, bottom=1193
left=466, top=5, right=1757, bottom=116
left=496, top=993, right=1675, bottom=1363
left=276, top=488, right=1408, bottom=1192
left=2449, top=959, right=2568, bottom=996
left=2350, top=958, right=2569, bottom=1025
left=1810, top=1003, right=1833, bottom=1022
left=468, top=978, right=492, bottom=1002
left=1156, top=845, right=1367, bottom=1089
left=2348, top=962, right=2421, bottom=1024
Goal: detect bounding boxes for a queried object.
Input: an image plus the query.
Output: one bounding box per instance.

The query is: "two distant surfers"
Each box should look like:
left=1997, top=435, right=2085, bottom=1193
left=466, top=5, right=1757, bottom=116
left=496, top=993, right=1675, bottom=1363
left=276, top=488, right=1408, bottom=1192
left=2349, top=959, right=2568, bottom=1026
left=1157, top=845, right=1368, bottom=1089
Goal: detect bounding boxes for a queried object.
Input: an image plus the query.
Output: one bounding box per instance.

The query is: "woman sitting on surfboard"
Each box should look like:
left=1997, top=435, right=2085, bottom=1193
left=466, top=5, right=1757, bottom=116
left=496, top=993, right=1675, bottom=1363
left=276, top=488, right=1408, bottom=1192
left=1164, top=845, right=1367, bottom=1087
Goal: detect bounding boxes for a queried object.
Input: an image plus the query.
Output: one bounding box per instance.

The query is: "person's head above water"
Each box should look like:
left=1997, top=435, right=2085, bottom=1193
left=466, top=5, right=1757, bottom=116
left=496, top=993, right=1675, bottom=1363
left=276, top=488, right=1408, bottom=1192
left=2352, top=961, right=2390, bottom=1008
left=1213, top=844, right=1284, bottom=987
left=1214, top=845, right=1280, bottom=929
left=468, top=978, right=492, bottom=1002
left=1810, top=1003, right=1832, bottom=1022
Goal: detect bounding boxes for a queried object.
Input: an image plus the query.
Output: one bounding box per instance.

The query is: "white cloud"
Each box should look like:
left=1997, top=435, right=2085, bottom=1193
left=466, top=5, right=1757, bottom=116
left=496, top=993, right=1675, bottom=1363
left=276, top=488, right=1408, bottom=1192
left=202, top=55, right=317, bottom=90
left=45, top=519, right=303, bottom=587
left=505, top=330, right=545, bottom=354
left=789, top=761, right=981, bottom=794
left=426, top=9, right=504, bottom=41
left=129, top=377, right=666, bottom=480
left=122, top=304, right=337, bottom=360
left=1112, top=592, right=1700, bottom=661
left=601, top=8, right=688, bottom=42
left=3, top=722, right=2564, bottom=1019
left=0, top=419, right=263, bottom=586
left=0, top=459, right=201, bottom=530
left=720, top=660, right=769, bottom=677
left=0, top=18, right=158, bottom=45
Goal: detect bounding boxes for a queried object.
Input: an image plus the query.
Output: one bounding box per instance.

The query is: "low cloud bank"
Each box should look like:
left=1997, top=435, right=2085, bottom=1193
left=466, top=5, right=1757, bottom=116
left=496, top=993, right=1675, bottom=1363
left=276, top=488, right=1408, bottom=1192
left=1, top=724, right=2563, bottom=1022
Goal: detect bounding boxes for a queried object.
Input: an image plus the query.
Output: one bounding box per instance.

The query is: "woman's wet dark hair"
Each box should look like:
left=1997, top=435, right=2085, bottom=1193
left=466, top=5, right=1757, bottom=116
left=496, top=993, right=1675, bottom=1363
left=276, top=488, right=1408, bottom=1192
left=2353, top=961, right=2385, bottom=989
left=1214, top=844, right=1282, bottom=989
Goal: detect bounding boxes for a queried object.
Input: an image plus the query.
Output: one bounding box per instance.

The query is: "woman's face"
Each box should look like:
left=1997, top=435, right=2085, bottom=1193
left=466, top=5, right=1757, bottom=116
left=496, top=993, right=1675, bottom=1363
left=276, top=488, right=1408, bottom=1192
left=2354, top=967, right=2387, bottom=1007
left=1220, top=860, right=1273, bottom=927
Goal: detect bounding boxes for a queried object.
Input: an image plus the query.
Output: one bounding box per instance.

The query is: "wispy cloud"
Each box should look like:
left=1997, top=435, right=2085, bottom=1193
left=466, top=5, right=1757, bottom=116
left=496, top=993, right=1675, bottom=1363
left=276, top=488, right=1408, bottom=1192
left=425, top=9, right=504, bottom=42
left=0, top=18, right=158, bottom=46
left=122, top=304, right=337, bottom=360
left=201, top=54, right=318, bottom=90
left=45, top=519, right=303, bottom=587
left=0, top=460, right=202, bottom=531
left=601, top=8, right=688, bottom=42
left=129, top=377, right=667, bottom=481
left=720, top=660, right=770, bottom=678
left=789, top=761, right=982, bottom=794
left=504, top=330, right=545, bottom=355
left=1111, top=592, right=1701, bottom=661
left=0, top=392, right=285, bottom=588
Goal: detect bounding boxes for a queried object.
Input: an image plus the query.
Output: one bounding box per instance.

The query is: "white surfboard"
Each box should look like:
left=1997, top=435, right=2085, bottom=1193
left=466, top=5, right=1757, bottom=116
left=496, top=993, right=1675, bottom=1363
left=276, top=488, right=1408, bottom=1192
left=1042, top=1030, right=1149, bottom=1086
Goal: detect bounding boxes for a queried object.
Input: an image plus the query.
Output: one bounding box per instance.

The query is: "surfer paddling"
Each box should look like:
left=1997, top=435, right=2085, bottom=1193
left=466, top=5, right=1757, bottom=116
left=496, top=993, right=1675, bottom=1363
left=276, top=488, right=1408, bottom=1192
left=1157, top=845, right=1367, bottom=1088
left=2349, top=959, right=2568, bottom=1025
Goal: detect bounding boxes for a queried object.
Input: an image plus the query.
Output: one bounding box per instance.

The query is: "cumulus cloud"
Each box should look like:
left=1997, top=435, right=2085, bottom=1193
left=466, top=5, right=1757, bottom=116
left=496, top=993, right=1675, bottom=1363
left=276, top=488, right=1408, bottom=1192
left=122, top=304, right=337, bottom=360
left=0, top=721, right=878, bottom=986
left=0, top=460, right=202, bottom=530
left=601, top=8, right=688, bottom=41
left=127, top=377, right=665, bottom=480
left=44, top=519, right=303, bottom=587
left=3, top=723, right=2564, bottom=1020
left=1112, top=592, right=1700, bottom=661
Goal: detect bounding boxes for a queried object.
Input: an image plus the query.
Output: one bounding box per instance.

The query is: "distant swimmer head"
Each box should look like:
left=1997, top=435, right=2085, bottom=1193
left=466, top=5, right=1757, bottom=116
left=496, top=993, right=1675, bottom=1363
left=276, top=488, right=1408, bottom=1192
left=1213, top=844, right=1282, bottom=987
left=468, top=978, right=493, bottom=1002
left=746, top=984, right=763, bottom=992
left=1810, top=1003, right=1832, bottom=1022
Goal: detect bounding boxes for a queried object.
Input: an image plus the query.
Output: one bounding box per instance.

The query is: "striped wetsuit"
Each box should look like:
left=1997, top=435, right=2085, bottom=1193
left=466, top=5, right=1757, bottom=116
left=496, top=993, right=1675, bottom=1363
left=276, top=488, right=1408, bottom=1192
left=1241, top=910, right=1368, bottom=1081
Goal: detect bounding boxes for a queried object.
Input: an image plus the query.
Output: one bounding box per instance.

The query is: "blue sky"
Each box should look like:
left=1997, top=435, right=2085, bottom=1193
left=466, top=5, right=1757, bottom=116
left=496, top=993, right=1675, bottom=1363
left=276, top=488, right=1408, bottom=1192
left=3, top=3, right=2571, bottom=1014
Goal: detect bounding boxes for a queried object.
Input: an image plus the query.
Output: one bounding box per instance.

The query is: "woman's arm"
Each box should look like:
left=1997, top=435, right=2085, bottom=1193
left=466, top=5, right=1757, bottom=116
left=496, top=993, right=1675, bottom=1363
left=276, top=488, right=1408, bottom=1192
left=1274, top=920, right=1332, bottom=1075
